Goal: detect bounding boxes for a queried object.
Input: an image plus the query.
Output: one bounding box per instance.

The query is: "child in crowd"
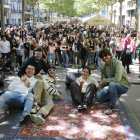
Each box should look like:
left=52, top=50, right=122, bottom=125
left=24, top=38, right=30, bottom=59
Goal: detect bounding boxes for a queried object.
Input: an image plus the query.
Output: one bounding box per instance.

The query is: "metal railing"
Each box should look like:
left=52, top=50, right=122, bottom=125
left=25, top=8, right=32, bottom=12
left=11, top=9, right=22, bottom=13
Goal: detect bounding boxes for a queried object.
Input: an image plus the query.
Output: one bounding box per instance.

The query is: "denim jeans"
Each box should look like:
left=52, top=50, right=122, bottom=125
left=96, top=51, right=101, bottom=67
left=48, top=53, right=55, bottom=61
left=88, top=52, right=94, bottom=65
left=25, top=51, right=29, bottom=59
left=131, top=52, right=135, bottom=63
left=96, top=82, right=128, bottom=108
left=69, top=51, right=73, bottom=64
left=0, top=91, right=34, bottom=115
left=61, top=50, right=69, bottom=67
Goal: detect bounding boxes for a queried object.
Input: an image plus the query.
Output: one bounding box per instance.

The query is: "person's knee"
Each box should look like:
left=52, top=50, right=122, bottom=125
left=70, top=82, right=77, bottom=88
left=0, top=96, right=4, bottom=101
left=28, top=94, right=34, bottom=100
left=36, top=80, right=44, bottom=86
left=89, top=83, right=96, bottom=88
left=109, top=82, right=116, bottom=88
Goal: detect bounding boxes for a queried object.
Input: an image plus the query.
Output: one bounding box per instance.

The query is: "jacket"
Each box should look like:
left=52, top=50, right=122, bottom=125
left=101, top=58, right=131, bottom=89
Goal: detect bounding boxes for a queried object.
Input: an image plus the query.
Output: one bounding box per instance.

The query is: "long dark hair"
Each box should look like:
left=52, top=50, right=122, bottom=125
left=82, top=66, right=91, bottom=75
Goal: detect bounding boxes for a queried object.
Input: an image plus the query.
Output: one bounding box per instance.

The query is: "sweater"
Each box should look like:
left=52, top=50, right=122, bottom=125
left=101, top=58, right=131, bottom=89
left=8, top=75, right=37, bottom=94
left=18, top=56, right=49, bottom=77
left=76, top=76, right=99, bottom=92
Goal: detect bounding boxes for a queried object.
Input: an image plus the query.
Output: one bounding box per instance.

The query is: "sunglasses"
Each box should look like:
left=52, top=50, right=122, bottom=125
left=35, top=53, right=42, bottom=56
left=101, top=54, right=107, bottom=58
left=48, top=69, right=56, bottom=72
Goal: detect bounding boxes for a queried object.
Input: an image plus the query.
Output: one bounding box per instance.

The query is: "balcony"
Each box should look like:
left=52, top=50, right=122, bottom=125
left=17, top=0, right=22, bottom=3
left=4, top=0, right=11, bottom=9
left=11, top=9, right=22, bottom=13
left=25, top=8, right=32, bottom=12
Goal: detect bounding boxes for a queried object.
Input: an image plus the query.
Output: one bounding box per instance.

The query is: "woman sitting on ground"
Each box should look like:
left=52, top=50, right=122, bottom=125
left=70, top=66, right=99, bottom=109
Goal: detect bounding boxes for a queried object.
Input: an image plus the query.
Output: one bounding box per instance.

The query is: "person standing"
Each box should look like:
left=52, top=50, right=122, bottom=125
left=0, top=36, right=10, bottom=59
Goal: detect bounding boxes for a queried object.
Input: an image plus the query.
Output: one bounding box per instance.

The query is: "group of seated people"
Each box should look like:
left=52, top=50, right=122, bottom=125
left=0, top=47, right=131, bottom=126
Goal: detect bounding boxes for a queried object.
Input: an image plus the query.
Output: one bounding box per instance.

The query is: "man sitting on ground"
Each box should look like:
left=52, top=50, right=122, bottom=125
left=0, top=65, right=38, bottom=125
left=30, top=65, right=64, bottom=125
left=96, top=49, right=131, bottom=115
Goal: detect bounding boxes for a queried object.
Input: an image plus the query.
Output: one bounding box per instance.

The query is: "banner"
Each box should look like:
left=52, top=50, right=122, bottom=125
left=39, top=10, right=45, bottom=18
left=102, top=10, right=106, bottom=16
left=34, top=10, right=38, bottom=17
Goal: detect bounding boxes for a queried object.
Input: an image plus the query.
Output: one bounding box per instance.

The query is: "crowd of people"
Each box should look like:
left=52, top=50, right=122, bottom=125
left=0, top=22, right=140, bottom=75
left=0, top=21, right=139, bottom=126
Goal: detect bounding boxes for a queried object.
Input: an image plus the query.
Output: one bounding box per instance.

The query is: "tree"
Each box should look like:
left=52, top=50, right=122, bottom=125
left=0, top=0, right=5, bottom=35
left=26, top=0, right=38, bottom=26
left=21, top=0, right=26, bottom=30
left=135, top=0, right=139, bottom=33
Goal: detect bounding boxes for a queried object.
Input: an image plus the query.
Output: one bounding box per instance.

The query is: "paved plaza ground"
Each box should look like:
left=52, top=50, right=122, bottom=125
left=0, top=60, right=140, bottom=139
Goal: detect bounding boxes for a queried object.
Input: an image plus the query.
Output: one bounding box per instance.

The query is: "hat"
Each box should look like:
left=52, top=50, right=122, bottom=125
left=48, top=65, right=56, bottom=69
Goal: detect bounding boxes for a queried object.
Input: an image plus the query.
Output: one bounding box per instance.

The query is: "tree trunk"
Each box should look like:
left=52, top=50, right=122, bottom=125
left=107, top=4, right=108, bottom=19
left=135, top=0, right=138, bottom=33
left=33, top=5, right=35, bottom=26
left=1, top=0, right=5, bottom=35
left=110, top=4, right=113, bottom=23
left=119, top=0, right=122, bottom=36
left=21, top=0, right=25, bottom=30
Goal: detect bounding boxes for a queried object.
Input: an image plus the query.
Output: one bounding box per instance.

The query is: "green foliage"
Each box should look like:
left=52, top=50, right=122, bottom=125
left=39, top=0, right=116, bottom=17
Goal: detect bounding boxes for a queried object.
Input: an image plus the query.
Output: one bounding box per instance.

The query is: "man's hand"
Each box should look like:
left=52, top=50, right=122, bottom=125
left=58, top=90, right=62, bottom=95
left=36, top=73, right=43, bottom=79
left=99, top=81, right=104, bottom=89
left=24, top=80, right=30, bottom=88
left=20, top=76, right=27, bottom=82
left=58, top=94, right=64, bottom=100
left=54, top=76, right=57, bottom=85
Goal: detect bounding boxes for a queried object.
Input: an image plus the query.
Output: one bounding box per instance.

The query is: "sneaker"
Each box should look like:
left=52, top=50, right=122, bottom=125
left=30, top=105, right=37, bottom=114
left=19, top=113, right=30, bottom=125
left=105, top=107, right=116, bottom=115
left=72, top=65, right=76, bottom=68
left=82, top=102, right=87, bottom=109
left=77, top=101, right=82, bottom=110
left=30, top=114, right=45, bottom=125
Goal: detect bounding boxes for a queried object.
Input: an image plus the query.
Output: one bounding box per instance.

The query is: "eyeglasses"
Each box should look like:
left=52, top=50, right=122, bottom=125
left=48, top=69, right=56, bottom=72
left=35, top=53, right=42, bottom=56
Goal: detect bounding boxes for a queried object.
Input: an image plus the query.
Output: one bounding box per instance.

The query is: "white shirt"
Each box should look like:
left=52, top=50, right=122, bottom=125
left=76, top=76, right=99, bottom=93
left=8, top=76, right=37, bottom=94
left=0, top=40, right=10, bottom=53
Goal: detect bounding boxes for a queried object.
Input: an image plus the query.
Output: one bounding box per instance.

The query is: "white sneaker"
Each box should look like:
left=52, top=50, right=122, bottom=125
left=30, top=114, right=45, bottom=125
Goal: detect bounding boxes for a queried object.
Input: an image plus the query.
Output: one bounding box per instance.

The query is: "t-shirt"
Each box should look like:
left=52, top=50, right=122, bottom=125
left=24, top=43, right=30, bottom=52
left=48, top=46, right=55, bottom=54
left=106, top=65, right=111, bottom=78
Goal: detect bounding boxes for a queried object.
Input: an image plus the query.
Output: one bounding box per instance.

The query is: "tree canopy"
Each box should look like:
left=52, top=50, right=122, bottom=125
left=39, top=0, right=112, bottom=17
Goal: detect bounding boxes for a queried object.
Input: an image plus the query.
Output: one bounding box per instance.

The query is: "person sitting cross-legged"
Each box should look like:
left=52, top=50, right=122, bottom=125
left=70, top=66, right=99, bottom=109
left=30, top=65, right=64, bottom=125
left=96, top=49, right=131, bottom=115
left=0, top=65, right=37, bottom=125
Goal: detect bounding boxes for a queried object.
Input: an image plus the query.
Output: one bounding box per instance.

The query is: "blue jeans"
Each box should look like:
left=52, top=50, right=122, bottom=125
left=96, top=51, right=101, bottom=67
left=131, top=52, right=135, bottom=63
left=0, top=91, right=34, bottom=115
left=25, top=51, right=30, bottom=59
left=96, top=82, right=128, bottom=108
left=69, top=51, right=73, bottom=63
left=48, top=53, right=55, bottom=61
left=88, top=52, right=94, bottom=65
left=61, top=50, right=69, bottom=67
